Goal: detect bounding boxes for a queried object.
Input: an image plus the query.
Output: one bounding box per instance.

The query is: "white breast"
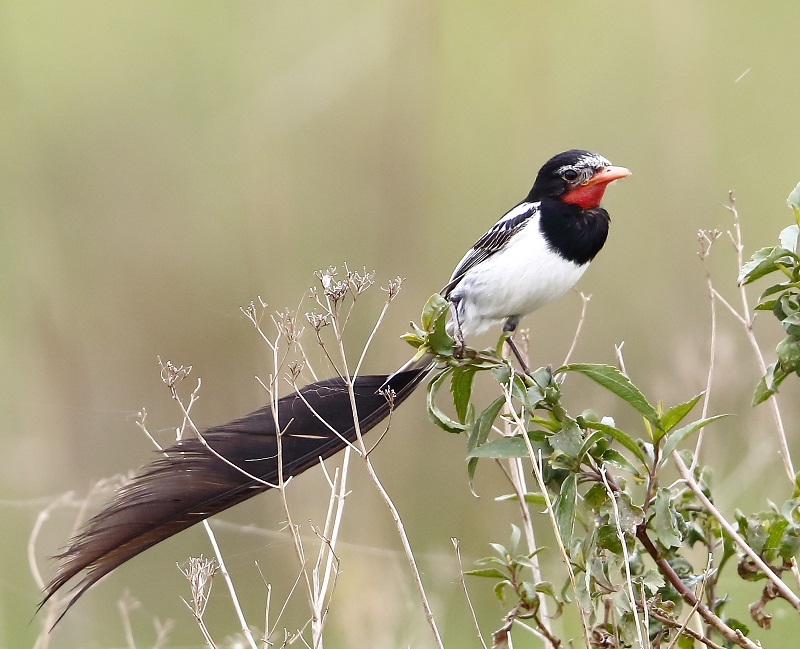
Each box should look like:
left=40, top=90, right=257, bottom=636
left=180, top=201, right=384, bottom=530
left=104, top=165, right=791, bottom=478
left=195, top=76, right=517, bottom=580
left=449, top=213, right=587, bottom=336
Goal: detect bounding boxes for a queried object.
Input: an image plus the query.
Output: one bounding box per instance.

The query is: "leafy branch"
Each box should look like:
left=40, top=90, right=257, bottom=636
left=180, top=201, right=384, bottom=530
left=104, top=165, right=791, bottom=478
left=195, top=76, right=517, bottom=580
left=408, top=221, right=800, bottom=648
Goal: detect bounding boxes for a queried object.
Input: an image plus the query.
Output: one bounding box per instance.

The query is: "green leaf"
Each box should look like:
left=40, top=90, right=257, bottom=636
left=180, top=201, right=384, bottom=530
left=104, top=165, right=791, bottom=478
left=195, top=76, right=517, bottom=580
left=466, top=457, right=479, bottom=494
left=515, top=549, right=547, bottom=570
left=450, top=365, right=477, bottom=423
left=576, top=429, right=607, bottom=464
left=534, top=581, right=556, bottom=597
left=583, top=483, right=608, bottom=512
left=659, top=414, right=729, bottom=462
left=753, top=370, right=775, bottom=406
left=400, top=332, right=424, bottom=349
left=464, top=568, right=509, bottom=580
left=788, top=181, right=800, bottom=228
left=550, top=418, right=584, bottom=458
left=724, top=617, right=751, bottom=639
left=421, top=293, right=449, bottom=332
left=466, top=396, right=506, bottom=453
left=782, top=312, right=800, bottom=337
left=490, top=542, right=509, bottom=558
left=765, top=518, right=789, bottom=555
left=596, top=523, right=623, bottom=554
left=752, top=362, right=789, bottom=406
left=416, top=293, right=455, bottom=356
left=465, top=396, right=506, bottom=491
left=776, top=336, right=800, bottom=371
left=738, top=246, right=797, bottom=285
left=600, top=449, right=643, bottom=478
left=641, top=569, right=665, bottom=595
left=510, top=524, right=521, bottom=554
left=426, top=369, right=464, bottom=434
left=494, top=580, right=512, bottom=601
left=601, top=491, right=643, bottom=536
left=473, top=554, right=507, bottom=567
left=468, top=435, right=528, bottom=459
left=660, top=392, right=703, bottom=432
left=580, top=418, right=649, bottom=467
left=495, top=492, right=547, bottom=505
left=555, top=473, right=577, bottom=548
left=653, top=488, right=682, bottom=548
left=779, top=224, right=800, bottom=253
left=557, top=363, right=662, bottom=432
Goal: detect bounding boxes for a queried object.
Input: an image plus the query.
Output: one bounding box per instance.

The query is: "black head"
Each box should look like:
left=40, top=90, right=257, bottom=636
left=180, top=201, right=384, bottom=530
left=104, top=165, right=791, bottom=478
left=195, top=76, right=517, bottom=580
left=527, top=149, right=630, bottom=209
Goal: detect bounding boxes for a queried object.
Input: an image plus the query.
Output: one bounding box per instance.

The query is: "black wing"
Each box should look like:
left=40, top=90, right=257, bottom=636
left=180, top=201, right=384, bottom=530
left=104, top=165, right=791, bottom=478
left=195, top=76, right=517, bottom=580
left=441, top=201, right=539, bottom=298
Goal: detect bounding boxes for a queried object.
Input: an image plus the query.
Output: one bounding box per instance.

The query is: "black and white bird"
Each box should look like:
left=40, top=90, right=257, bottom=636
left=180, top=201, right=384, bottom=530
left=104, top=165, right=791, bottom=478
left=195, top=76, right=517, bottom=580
left=41, top=149, right=629, bottom=621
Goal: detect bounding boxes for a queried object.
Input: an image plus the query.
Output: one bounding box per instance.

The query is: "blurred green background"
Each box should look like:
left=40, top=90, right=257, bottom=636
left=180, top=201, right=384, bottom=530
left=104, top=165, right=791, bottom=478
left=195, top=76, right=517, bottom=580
left=3, top=1, right=800, bottom=647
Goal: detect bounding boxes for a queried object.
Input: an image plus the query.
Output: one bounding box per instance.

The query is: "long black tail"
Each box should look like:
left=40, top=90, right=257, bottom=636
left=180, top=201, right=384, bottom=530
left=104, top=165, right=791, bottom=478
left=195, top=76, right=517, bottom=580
left=41, top=358, right=434, bottom=621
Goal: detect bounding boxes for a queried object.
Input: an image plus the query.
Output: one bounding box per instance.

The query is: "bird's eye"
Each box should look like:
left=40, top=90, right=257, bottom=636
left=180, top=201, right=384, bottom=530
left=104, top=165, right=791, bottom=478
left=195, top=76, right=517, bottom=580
left=561, top=167, right=580, bottom=182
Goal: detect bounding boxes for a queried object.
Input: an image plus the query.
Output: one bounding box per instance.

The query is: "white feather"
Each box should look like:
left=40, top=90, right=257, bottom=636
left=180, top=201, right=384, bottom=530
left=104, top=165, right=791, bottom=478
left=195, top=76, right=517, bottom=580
left=449, top=209, right=586, bottom=336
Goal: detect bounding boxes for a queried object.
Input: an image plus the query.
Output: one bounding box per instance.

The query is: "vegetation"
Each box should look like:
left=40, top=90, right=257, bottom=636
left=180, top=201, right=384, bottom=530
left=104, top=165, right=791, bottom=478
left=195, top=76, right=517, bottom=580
left=32, top=187, right=800, bottom=648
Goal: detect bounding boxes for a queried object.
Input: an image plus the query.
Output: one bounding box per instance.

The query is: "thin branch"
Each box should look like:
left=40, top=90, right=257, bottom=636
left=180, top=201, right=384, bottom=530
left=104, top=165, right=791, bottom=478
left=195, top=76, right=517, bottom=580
left=452, top=538, right=489, bottom=649
left=201, top=520, right=258, bottom=649
left=635, top=525, right=760, bottom=649
left=696, top=229, right=721, bottom=462
left=672, top=451, right=800, bottom=610
left=501, top=386, right=592, bottom=649
left=562, top=291, right=591, bottom=367
left=648, top=607, right=726, bottom=649
left=599, top=467, right=646, bottom=649
left=327, top=285, right=445, bottom=649
left=724, top=196, right=795, bottom=481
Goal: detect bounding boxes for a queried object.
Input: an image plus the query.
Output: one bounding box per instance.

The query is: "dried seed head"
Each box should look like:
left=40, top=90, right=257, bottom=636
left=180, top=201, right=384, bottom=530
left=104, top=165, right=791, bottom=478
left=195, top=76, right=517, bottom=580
left=240, top=296, right=268, bottom=326
left=315, top=265, right=350, bottom=306
left=178, top=555, right=218, bottom=617
left=697, top=229, right=722, bottom=259
left=379, top=386, right=397, bottom=410
left=382, top=276, right=404, bottom=301
left=158, top=358, right=192, bottom=389
left=306, top=311, right=330, bottom=332
left=286, top=360, right=304, bottom=382
left=274, top=309, right=303, bottom=343
left=346, top=264, right=375, bottom=295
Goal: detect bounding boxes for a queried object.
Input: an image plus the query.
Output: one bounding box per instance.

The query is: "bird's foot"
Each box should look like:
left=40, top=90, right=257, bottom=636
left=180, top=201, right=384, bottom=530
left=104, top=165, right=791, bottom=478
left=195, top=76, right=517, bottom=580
left=453, top=335, right=467, bottom=359
left=505, top=336, right=532, bottom=375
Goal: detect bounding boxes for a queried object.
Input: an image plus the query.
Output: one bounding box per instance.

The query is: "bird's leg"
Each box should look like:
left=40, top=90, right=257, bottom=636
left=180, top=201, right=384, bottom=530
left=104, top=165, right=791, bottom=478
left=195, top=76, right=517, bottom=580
left=503, top=316, right=531, bottom=374
left=449, top=299, right=467, bottom=358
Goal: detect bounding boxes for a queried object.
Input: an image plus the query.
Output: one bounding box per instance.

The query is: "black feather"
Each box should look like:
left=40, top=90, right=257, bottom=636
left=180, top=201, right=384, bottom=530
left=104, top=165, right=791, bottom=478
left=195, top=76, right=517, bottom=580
left=441, top=203, right=538, bottom=298
left=41, top=361, right=432, bottom=622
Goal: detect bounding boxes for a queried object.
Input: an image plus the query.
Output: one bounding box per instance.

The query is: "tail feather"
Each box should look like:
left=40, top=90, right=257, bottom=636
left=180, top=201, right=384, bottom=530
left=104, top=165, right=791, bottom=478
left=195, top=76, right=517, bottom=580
left=41, top=358, right=434, bottom=621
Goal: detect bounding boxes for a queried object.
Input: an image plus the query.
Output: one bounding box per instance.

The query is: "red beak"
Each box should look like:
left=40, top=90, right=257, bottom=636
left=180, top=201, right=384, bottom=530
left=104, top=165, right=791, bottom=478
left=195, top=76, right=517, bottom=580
left=561, top=165, right=631, bottom=209
left=584, top=165, right=632, bottom=186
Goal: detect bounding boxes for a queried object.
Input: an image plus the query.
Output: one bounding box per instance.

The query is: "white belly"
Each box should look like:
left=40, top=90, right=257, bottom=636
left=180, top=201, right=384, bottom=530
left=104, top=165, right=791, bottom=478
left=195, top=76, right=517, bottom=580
left=449, top=220, right=587, bottom=336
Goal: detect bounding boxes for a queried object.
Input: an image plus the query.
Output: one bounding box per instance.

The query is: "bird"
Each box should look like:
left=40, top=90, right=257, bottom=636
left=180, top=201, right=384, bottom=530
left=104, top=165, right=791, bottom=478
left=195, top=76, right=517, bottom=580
left=40, top=148, right=629, bottom=622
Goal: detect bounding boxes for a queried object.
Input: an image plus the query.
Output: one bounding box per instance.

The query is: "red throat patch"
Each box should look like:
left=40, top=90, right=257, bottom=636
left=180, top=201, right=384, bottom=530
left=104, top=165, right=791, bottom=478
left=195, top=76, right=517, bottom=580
left=561, top=182, right=610, bottom=210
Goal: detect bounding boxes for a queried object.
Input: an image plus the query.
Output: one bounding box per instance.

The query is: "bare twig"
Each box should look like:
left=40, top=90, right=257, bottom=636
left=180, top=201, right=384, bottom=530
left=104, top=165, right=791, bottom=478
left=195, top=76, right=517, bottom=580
left=599, top=467, right=646, bottom=649
left=178, top=556, right=218, bottom=648
left=452, top=537, right=489, bottom=649
left=672, top=451, right=800, bottom=610
left=117, top=590, right=140, bottom=649
left=323, top=272, right=445, bottom=649
left=501, top=384, right=591, bottom=648
left=161, top=364, right=258, bottom=649
left=695, top=229, right=722, bottom=462
left=724, top=196, right=795, bottom=482
left=562, top=291, right=591, bottom=367
left=635, top=525, right=760, bottom=649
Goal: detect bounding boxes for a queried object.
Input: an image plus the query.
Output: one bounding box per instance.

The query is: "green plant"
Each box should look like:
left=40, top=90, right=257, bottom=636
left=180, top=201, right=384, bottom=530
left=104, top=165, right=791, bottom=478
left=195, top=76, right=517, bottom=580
left=739, top=182, right=800, bottom=405
left=407, top=217, right=800, bottom=649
